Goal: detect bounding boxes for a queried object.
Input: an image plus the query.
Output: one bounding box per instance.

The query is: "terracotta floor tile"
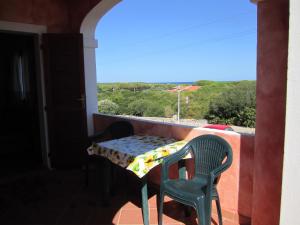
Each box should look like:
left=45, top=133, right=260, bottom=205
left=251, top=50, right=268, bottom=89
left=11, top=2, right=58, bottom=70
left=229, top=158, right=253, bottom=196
left=149, top=209, right=183, bottom=225
left=164, top=196, right=175, bottom=202
left=185, top=215, right=234, bottom=225
left=148, top=195, right=159, bottom=208
left=150, top=208, right=186, bottom=225
left=118, top=209, right=144, bottom=224
left=149, top=208, right=159, bottom=225
left=122, top=200, right=141, bottom=210
left=221, top=220, right=238, bottom=225
left=218, top=208, right=235, bottom=223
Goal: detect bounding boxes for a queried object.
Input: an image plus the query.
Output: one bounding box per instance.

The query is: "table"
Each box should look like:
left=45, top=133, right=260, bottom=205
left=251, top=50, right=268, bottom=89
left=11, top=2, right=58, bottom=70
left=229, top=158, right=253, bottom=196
left=87, top=135, right=187, bottom=225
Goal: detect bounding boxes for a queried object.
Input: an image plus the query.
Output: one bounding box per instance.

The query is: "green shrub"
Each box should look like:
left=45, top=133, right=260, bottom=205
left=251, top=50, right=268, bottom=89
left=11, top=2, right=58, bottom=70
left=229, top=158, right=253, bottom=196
left=98, top=99, right=119, bottom=115
left=144, top=103, right=164, bottom=117
left=164, top=105, right=175, bottom=118
left=128, top=100, right=149, bottom=116
left=128, top=99, right=165, bottom=117
left=204, top=81, right=256, bottom=127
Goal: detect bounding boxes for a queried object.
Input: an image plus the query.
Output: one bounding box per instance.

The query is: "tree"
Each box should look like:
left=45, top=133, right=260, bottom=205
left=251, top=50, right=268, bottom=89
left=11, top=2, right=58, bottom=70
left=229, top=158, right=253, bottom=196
left=164, top=105, right=175, bottom=118
left=144, top=102, right=164, bottom=117
left=98, top=99, right=119, bottom=115
left=128, top=99, right=165, bottom=117
left=128, top=100, right=149, bottom=116
left=204, top=81, right=256, bottom=127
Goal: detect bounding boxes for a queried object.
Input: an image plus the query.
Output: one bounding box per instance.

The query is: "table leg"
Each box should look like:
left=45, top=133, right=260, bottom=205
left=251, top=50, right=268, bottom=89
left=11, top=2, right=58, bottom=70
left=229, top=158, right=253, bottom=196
left=141, top=176, right=149, bottom=225
left=101, top=158, right=111, bottom=206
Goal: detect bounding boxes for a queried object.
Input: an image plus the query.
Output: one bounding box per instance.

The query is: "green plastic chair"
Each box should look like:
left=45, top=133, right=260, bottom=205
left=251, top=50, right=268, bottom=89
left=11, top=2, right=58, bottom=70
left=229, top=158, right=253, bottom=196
left=158, top=134, right=233, bottom=225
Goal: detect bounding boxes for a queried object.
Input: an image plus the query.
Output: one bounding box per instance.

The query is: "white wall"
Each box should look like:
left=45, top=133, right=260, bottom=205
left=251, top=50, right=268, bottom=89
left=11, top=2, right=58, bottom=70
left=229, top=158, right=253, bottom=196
left=82, top=37, right=99, bottom=135
left=280, top=0, right=300, bottom=224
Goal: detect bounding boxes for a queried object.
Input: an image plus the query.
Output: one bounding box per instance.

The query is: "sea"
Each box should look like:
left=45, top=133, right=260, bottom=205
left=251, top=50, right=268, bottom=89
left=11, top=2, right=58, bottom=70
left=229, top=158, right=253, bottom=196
left=99, top=81, right=195, bottom=85
left=156, top=82, right=195, bottom=85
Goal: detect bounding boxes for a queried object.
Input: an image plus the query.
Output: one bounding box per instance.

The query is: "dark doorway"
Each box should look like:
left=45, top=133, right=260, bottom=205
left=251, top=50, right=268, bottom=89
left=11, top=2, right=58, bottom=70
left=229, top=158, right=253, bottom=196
left=0, top=32, right=43, bottom=177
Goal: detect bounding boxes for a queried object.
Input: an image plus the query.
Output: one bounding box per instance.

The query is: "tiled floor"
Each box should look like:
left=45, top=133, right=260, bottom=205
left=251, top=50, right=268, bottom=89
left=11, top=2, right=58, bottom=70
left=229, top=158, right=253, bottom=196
left=0, top=169, right=238, bottom=225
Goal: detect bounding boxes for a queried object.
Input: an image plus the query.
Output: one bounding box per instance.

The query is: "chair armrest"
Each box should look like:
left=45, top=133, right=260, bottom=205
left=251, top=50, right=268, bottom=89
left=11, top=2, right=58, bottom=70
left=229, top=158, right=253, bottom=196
left=211, top=151, right=233, bottom=178
left=161, top=144, right=191, bottom=181
left=205, top=152, right=233, bottom=203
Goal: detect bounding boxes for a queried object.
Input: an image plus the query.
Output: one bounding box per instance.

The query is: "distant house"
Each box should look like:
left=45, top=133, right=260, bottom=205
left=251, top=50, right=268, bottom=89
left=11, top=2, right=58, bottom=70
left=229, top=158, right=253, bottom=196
left=167, top=85, right=200, bottom=92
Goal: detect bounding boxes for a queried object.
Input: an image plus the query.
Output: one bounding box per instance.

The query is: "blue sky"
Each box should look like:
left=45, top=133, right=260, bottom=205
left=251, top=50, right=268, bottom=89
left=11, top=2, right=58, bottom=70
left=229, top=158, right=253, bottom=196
left=95, top=1, right=257, bottom=83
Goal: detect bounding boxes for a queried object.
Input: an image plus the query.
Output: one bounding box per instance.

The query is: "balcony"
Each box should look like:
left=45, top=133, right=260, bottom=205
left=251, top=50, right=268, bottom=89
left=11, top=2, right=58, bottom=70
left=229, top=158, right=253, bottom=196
left=0, top=113, right=254, bottom=225
left=0, top=0, right=297, bottom=224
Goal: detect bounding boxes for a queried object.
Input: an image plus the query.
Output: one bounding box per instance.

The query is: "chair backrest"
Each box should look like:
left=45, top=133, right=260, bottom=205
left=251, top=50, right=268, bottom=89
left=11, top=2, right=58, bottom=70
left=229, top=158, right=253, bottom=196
left=187, top=134, right=232, bottom=178
left=108, top=121, right=134, bottom=139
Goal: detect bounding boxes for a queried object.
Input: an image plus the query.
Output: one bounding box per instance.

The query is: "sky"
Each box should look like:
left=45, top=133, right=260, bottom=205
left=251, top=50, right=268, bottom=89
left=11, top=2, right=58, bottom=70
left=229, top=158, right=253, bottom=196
left=95, top=0, right=257, bottom=83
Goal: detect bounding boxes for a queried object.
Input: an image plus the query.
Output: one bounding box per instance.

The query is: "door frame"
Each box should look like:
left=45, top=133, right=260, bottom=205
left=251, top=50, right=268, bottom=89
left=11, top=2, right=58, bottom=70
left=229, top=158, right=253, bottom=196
left=0, top=21, right=51, bottom=169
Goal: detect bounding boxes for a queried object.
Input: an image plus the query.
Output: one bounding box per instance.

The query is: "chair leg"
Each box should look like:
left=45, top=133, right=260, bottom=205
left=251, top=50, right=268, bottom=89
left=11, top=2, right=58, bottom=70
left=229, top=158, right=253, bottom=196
left=215, top=198, right=223, bottom=225
left=158, top=192, right=164, bottom=225
left=195, top=200, right=207, bottom=225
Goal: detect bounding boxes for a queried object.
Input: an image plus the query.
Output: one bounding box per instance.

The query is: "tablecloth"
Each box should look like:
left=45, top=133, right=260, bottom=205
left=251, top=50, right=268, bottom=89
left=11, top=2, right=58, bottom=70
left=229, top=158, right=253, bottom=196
left=87, top=135, right=187, bottom=178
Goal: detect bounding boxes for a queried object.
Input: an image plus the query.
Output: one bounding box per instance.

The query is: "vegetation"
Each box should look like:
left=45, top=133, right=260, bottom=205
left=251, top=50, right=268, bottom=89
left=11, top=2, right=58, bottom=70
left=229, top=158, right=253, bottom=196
left=97, top=80, right=256, bottom=127
left=98, top=83, right=176, bottom=117
left=98, top=99, right=119, bottom=115
left=204, top=81, right=256, bottom=127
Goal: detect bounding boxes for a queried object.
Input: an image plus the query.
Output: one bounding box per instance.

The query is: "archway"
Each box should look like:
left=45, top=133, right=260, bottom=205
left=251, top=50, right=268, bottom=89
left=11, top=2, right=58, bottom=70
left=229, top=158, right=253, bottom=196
left=80, top=0, right=121, bottom=134
left=79, top=1, right=291, bottom=224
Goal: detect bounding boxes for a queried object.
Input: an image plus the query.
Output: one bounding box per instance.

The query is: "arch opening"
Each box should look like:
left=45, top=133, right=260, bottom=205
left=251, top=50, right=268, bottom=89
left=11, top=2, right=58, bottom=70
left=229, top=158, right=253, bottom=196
left=80, top=0, right=121, bottom=134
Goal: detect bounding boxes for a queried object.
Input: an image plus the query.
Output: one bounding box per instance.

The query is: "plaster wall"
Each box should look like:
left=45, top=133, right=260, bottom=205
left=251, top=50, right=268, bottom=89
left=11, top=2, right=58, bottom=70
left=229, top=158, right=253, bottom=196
left=0, top=0, right=69, bottom=32
left=93, top=113, right=255, bottom=224
left=0, top=0, right=102, bottom=33
left=252, top=1, right=289, bottom=225
left=280, top=0, right=300, bottom=224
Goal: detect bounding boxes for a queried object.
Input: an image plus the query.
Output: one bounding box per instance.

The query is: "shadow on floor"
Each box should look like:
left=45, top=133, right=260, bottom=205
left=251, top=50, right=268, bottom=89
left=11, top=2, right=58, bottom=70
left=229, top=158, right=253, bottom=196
left=0, top=169, right=120, bottom=225
left=0, top=169, right=226, bottom=225
left=0, top=169, right=192, bottom=225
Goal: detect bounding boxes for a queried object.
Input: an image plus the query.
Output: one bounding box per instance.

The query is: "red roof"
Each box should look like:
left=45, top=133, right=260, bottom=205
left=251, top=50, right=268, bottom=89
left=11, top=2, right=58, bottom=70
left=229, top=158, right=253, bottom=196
left=167, top=86, right=200, bottom=92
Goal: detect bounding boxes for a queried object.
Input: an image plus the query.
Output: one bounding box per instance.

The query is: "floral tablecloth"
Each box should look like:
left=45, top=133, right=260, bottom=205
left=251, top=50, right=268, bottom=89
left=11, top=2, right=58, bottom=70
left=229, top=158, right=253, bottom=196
left=87, top=135, right=187, bottom=178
